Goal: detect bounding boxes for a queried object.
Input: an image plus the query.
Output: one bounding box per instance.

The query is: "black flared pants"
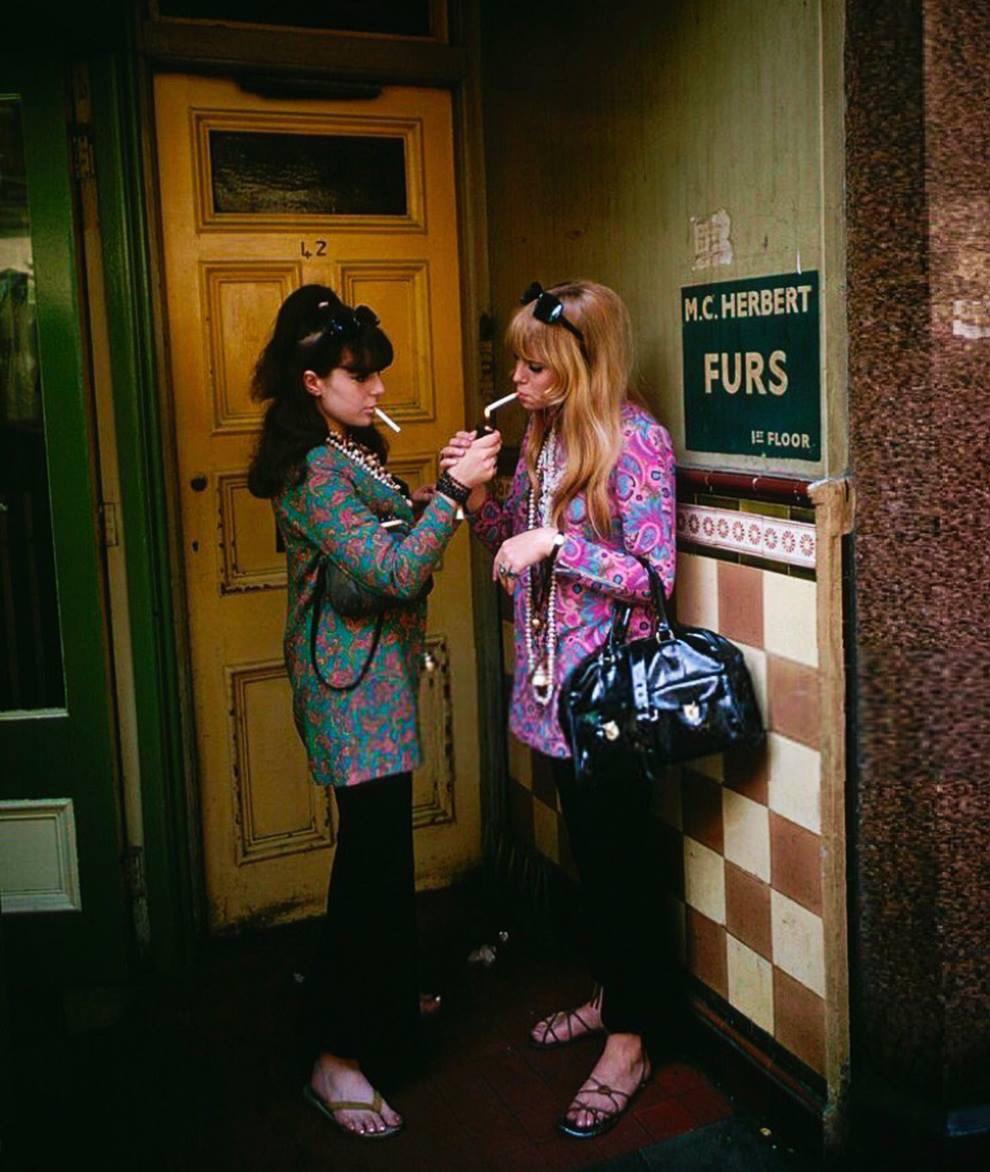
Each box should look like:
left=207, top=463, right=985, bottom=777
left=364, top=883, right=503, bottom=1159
left=547, top=753, right=675, bottom=1048
left=302, top=772, right=418, bottom=1084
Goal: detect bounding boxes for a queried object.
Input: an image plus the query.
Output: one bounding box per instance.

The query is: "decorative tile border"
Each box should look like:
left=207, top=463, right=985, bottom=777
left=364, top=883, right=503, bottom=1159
left=677, top=504, right=817, bottom=569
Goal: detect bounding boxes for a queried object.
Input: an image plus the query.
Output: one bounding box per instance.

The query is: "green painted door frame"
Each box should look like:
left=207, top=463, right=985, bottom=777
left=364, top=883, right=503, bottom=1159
left=86, top=49, right=200, bottom=974
left=1, top=40, right=201, bottom=982
left=0, top=55, right=130, bottom=984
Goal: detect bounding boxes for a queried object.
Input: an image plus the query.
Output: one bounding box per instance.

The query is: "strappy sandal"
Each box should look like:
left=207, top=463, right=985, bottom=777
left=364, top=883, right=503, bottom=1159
left=556, top=1062, right=652, bottom=1140
left=302, top=1084, right=404, bottom=1140
left=529, top=1006, right=603, bottom=1049
left=530, top=985, right=604, bottom=1049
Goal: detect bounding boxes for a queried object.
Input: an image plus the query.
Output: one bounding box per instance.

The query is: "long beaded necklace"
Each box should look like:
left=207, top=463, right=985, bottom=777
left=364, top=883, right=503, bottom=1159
left=524, top=423, right=562, bottom=705
left=325, top=430, right=408, bottom=501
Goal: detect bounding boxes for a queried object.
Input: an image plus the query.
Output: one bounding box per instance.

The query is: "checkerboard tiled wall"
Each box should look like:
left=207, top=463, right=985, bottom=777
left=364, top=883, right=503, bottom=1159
left=502, top=493, right=835, bottom=1087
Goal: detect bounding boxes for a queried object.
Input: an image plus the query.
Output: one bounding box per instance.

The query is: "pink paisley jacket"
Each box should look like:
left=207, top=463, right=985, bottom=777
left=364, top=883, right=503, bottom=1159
left=470, top=402, right=676, bottom=758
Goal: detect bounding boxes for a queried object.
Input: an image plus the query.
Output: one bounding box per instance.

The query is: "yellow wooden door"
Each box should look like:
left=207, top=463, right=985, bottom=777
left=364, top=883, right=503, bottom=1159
left=154, top=74, right=481, bottom=931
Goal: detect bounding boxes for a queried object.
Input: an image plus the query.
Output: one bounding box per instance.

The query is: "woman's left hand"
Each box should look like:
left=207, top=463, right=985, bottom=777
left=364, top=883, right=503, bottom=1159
left=493, top=528, right=559, bottom=592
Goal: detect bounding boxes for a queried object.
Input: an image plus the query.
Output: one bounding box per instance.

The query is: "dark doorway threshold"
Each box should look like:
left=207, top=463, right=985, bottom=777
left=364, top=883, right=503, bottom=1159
left=7, top=878, right=821, bottom=1171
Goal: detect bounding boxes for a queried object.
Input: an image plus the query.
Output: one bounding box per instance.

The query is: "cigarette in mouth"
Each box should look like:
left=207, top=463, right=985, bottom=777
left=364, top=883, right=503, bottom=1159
left=374, top=406, right=401, bottom=433
left=483, top=391, right=518, bottom=420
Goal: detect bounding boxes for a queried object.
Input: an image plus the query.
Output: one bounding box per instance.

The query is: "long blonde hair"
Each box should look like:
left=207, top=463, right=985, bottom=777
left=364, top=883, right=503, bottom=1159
left=506, top=279, right=634, bottom=537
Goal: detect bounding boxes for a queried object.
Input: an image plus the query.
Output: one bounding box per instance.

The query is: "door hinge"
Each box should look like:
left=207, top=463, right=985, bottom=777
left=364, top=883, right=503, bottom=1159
left=100, top=501, right=119, bottom=548
left=71, top=126, right=96, bottom=181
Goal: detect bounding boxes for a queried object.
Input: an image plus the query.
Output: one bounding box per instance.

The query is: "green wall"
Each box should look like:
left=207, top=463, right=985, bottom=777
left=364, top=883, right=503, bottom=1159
left=481, top=0, right=845, bottom=476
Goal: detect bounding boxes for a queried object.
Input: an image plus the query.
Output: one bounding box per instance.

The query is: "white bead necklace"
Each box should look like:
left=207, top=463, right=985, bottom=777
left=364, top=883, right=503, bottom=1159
left=524, top=424, right=561, bottom=706
left=325, top=431, right=407, bottom=500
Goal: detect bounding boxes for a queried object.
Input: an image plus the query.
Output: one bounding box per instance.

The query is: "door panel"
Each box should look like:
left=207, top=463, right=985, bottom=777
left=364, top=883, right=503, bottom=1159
left=0, top=58, right=128, bottom=981
left=154, top=75, right=480, bottom=932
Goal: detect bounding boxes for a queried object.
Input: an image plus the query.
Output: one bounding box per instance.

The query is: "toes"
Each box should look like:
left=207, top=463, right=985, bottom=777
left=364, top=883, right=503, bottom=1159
left=567, top=1106, right=593, bottom=1130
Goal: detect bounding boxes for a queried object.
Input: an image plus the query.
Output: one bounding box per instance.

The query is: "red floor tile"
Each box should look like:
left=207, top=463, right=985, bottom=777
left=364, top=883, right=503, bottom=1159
left=678, top=1082, right=735, bottom=1126
left=635, top=1095, right=698, bottom=1142
left=654, top=1059, right=713, bottom=1096
left=480, top=1048, right=563, bottom=1118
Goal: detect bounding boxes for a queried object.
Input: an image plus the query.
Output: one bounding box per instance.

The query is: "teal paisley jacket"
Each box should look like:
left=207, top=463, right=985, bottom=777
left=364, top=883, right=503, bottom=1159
left=274, top=444, right=460, bottom=787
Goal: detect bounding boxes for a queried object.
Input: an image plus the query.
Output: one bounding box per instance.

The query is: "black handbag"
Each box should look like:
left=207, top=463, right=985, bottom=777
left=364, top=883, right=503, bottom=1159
left=559, top=558, right=764, bottom=784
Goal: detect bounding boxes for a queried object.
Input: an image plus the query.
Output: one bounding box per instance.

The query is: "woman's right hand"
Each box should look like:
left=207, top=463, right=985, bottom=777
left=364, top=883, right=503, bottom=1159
left=446, top=430, right=501, bottom=490
left=440, top=430, right=477, bottom=473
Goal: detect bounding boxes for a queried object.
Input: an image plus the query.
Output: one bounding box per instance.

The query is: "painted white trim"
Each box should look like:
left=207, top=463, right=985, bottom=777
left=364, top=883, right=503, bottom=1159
left=0, top=708, right=68, bottom=722
left=676, top=504, right=817, bottom=569
left=0, top=798, right=82, bottom=914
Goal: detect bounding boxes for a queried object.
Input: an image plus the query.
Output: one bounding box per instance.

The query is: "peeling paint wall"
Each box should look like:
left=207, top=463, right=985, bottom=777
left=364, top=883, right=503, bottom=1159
left=481, top=0, right=845, bottom=476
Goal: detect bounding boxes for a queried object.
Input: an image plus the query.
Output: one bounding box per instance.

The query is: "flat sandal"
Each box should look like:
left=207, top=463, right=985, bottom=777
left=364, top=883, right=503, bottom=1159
left=529, top=1006, right=603, bottom=1050
left=556, top=1061, right=652, bottom=1140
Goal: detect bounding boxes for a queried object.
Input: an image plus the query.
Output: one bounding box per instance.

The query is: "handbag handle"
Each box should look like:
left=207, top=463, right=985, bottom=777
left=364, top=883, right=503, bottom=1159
left=635, top=556, right=674, bottom=641
left=310, top=560, right=383, bottom=693
left=604, top=556, right=672, bottom=651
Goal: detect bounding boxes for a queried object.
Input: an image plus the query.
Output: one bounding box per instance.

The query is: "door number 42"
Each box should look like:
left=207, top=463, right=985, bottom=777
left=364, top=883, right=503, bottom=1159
left=300, top=240, right=328, bottom=258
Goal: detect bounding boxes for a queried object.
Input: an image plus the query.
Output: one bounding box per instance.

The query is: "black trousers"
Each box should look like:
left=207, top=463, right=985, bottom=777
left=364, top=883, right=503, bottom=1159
left=547, top=753, right=675, bottom=1048
left=302, top=772, right=418, bottom=1084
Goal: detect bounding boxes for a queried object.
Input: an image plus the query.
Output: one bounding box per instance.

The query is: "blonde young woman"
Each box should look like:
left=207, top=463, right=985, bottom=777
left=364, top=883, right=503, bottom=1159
left=442, top=280, right=676, bottom=1138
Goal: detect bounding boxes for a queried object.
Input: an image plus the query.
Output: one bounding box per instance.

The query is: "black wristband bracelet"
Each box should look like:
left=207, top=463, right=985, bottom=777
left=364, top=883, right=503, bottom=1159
left=436, top=470, right=471, bottom=506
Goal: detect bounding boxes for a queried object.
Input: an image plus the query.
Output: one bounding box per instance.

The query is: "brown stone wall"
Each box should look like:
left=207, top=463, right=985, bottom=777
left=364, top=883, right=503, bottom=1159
left=924, top=0, right=990, bottom=1102
left=846, top=0, right=990, bottom=1115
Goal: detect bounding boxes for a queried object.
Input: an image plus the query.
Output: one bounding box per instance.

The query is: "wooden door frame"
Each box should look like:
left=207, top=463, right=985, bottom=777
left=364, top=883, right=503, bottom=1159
left=130, top=2, right=500, bottom=956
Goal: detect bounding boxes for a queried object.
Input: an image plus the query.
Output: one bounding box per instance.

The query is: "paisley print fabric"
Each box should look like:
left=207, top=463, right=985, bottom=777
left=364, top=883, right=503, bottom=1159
left=275, top=444, right=459, bottom=787
left=470, top=402, right=676, bottom=758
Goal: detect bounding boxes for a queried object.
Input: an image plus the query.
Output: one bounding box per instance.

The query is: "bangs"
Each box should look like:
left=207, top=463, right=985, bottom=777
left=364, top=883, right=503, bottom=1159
left=506, top=305, right=553, bottom=364
left=341, top=326, right=394, bottom=375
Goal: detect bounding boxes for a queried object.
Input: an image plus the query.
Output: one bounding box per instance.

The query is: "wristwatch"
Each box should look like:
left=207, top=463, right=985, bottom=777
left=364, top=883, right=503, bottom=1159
left=550, top=530, right=566, bottom=556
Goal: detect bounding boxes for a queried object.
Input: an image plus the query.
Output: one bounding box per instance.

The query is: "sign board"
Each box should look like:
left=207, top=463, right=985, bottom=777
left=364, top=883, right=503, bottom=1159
left=681, top=272, right=821, bottom=460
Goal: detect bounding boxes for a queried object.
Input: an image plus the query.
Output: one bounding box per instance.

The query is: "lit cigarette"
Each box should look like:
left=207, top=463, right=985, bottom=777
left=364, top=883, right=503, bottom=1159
left=374, top=406, right=401, bottom=433
left=483, top=391, right=518, bottom=420
left=380, top=518, right=404, bottom=529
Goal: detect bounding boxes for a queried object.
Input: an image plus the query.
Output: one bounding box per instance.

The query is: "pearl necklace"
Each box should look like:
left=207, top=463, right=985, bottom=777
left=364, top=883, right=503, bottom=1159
left=326, top=431, right=407, bottom=500
left=524, top=425, right=561, bottom=706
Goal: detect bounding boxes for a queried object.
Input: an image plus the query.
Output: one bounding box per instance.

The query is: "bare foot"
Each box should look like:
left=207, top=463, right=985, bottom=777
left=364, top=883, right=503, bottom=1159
left=309, top=1054, right=403, bottom=1136
left=561, top=1033, right=651, bottom=1135
left=530, top=997, right=604, bottom=1047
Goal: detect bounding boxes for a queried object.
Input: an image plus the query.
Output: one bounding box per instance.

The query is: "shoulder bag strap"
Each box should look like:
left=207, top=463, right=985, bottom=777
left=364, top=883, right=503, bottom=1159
left=310, top=560, right=384, bottom=693
left=632, top=555, right=675, bottom=642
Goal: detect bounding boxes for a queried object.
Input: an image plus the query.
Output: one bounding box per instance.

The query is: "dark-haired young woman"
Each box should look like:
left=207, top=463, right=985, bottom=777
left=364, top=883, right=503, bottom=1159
left=249, top=284, right=499, bottom=1139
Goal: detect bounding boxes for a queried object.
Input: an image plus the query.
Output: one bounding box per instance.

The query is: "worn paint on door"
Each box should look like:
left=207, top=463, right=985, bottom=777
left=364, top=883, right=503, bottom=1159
left=154, top=75, right=481, bottom=930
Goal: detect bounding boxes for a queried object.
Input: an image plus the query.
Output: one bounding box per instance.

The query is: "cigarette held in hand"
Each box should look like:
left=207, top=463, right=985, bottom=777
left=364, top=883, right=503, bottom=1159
left=374, top=406, right=401, bottom=433
left=483, top=391, right=518, bottom=420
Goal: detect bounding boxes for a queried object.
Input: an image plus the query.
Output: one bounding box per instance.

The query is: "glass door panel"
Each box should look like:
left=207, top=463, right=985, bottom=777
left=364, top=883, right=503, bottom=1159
left=0, top=98, right=65, bottom=711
